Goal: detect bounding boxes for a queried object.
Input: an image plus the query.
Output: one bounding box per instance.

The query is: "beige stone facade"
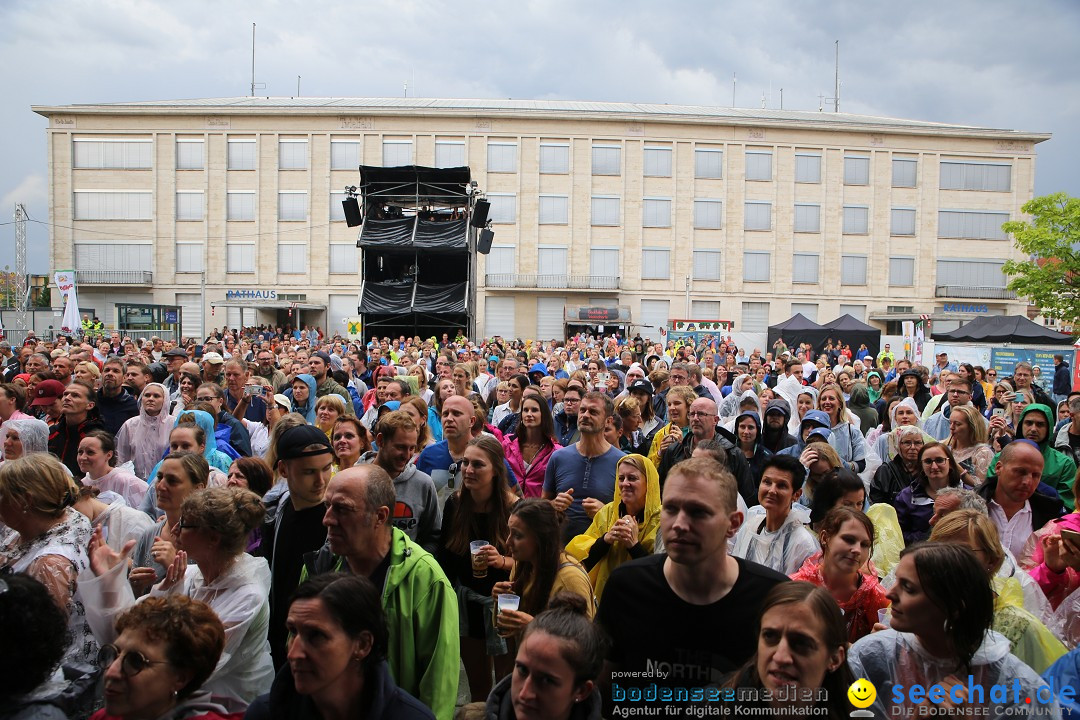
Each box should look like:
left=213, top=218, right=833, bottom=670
left=32, top=98, right=1048, bottom=341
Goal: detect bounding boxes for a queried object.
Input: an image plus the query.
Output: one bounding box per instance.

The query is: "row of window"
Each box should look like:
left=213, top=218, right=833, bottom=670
left=74, top=241, right=356, bottom=275
left=71, top=138, right=1014, bottom=191
left=70, top=189, right=1012, bottom=241
left=737, top=301, right=874, bottom=332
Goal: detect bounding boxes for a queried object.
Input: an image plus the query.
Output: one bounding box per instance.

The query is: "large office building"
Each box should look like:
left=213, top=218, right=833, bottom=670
left=33, top=97, right=1048, bottom=341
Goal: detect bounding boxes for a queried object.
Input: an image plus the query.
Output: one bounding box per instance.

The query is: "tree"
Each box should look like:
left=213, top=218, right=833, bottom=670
left=1002, top=192, right=1080, bottom=325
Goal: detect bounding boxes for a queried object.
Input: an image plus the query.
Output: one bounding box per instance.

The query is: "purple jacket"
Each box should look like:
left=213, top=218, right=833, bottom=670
left=502, top=435, right=561, bottom=498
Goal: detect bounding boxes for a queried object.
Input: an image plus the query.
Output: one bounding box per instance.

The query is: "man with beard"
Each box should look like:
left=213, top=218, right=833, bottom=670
left=308, top=351, right=353, bottom=412
left=760, top=398, right=797, bottom=453
left=253, top=348, right=288, bottom=392
left=95, top=357, right=139, bottom=435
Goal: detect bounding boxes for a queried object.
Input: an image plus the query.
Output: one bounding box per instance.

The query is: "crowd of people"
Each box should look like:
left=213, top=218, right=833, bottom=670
left=0, top=324, right=1079, bottom=719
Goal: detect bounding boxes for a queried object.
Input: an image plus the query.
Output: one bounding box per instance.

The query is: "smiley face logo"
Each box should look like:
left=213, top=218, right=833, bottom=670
left=848, top=678, right=877, bottom=709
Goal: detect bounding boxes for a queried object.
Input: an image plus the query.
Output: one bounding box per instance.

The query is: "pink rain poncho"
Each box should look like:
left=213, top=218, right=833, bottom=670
left=115, top=383, right=174, bottom=481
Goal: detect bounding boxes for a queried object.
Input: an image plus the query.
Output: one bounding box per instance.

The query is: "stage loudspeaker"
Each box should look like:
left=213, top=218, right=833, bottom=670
left=470, top=200, right=491, bottom=228
left=342, top=197, right=363, bottom=227
left=477, top=229, right=494, bottom=254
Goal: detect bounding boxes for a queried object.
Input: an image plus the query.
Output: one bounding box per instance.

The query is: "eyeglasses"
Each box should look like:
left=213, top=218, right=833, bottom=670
left=98, top=644, right=169, bottom=676
left=948, top=389, right=971, bottom=396
left=176, top=517, right=200, bottom=532
left=899, top=440, right=924, bottom=448
left=688, top=411, right=716, bottom=418
left=922, top=457, right=949, bottom=466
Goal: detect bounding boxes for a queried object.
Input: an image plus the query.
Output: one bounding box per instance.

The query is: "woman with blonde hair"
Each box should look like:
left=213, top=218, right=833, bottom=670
left=566, top=454, right=661, bottom=600
left=946, top=404, right=995, bottom=484
left=400, top=395, right=436, bottom=451
left=73, top=360, right=101, bottom=387
left=817, top=382, right=866, bottom=473
left=314, top=393, right=347, bottom=439
left=929, top=510, right=1067, bottom=673
left=0, top=453, right=96, bottom=668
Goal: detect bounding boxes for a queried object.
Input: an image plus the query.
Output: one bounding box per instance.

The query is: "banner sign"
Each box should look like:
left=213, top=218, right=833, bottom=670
left=671, top=319, right=734, bottom=332
left=54, top=270, right=75, bottom=303
left=990, top=348, right=1066, bottom=385
left=933, top=343, right=993, bottom=369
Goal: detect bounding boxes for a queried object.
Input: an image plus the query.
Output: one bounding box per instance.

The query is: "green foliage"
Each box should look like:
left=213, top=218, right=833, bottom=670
left=33, top=287, right=51, bottom=308
left=1002, top=192, right=1080, bottom=325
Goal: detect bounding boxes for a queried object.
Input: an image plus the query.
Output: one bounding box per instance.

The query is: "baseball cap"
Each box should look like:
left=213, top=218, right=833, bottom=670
left=31, top=379, right=66, bottom=406
left=806, top=427, right=832, bottom=443
left=801, top=410, right=832, bottom=430
left=628, top=379, right=654, bottom=395
left=276, top=424, right=333, bottom=460
left=202, top=352, right=224, bottom=365
left=312, top=351, right=332, bottom=366
left=163, top=348, right=187, bottom=359
left=273, top=394, right=292, bottom=412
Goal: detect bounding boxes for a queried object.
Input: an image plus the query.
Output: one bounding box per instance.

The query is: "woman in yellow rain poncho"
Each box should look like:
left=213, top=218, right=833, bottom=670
left=565, top=453, right=661, bottom=601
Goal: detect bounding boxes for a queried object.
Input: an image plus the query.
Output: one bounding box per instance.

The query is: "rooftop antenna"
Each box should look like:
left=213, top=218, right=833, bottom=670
left=834, top=40, right=840, bottom=112
left=731, top=72, right=736, bottom=107
left=780, top=88, right=783, bottom=110
left=760, top=91, right=766, bottom=109
left=296, top=75, right=301, bottom=97
left=249, top=24, right=265, bottom=97
left=403, top=80, right=408, bottom=98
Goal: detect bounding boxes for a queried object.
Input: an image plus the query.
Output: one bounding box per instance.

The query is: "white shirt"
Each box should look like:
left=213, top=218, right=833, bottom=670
left=988, top=497, right=1034, bottom=559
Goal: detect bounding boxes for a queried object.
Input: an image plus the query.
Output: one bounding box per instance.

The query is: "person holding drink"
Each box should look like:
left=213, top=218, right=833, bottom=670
left=435, top=435, right=519, bottom=700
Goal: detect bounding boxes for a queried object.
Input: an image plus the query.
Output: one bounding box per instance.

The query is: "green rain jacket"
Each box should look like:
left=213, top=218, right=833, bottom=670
left=988, top=403, right=1078, bottom=511
left=300, top=527, right=460, bottom=720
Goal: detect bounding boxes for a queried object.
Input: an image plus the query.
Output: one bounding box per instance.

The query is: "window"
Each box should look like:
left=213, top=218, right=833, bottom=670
left=73, top=191, right=152, bottom=220
left=75, top=244, right=152, bottom=272
left=487, top=194, right=517, bottom=224
left=227, top=139, right=256, bottom=170
left=434, top=141, right=465, bottom=169
left=839, top=304, right=867, bottom=322
left=279, top=139, right=308, bottom=170
left=592, top=145, right=621, bottom=175
left=226, top=244, right=255, bottom=273
left=487, top=142, right=518, bottom=173
left=841, top=255, right=868, bottom=285
left=691, top=301, right=721, bottom=318
left=278, top=192, right=307, bottom=221
left=936, top=259, right=1007, bottom=288
left=795, top=153, right=821, bottom=183
left=792, top=254, right=819, bottom=284
left=539, top=143, right=569, bottom=174
left=329, top=193, right=347, bottom=221
left=794, top=204, right=820, bottom=233
left=743, top=251, right=770, bottom=282
left=741, top=302, right=770, bottom=332
left=639, top=300, right=670, bottom=341
left=642, top=249, right=671, bottom=279
left=695, top=149, right=723, bottom=179
left=891, top=208, right=916, bottom=236
left=227, top=192, right=255, bottom=221
left=938, top=210, right=1009, bottom=240
left=537, top=247, right=568, bottom=286
left=791, top=303, right=819, bottom=322
left=643, top=199, right=672, bottom=228
left=176, top=192, right=204, bottom=221
left=940, top=161, right=1011, bottom=191
left=176, top=243, right=203, bottom=273
left=843, top=206, right=869, bottom=234
left=693, top=250, right=722, bottom=280
left=591, top=196, right=620, bottom=226
left=331, top=141, right=361, bottom=170
left=643, top=147, right=672, bottom=177
left=382, top=140, right=412, bottom=166
left=485, top=246, right=516, bottom=279
left=590, top=248, right=619, bottom=278
left=745, top=151, right=772, bottom=181
left=844, top=156, right=869, bottom=185
left=485, top=296, right=515, bottom=338
left=176, top=139, right=204, bottom=170
left=73, top=139, right=151, bottom=169
left=329, top=244, right=357, bottom=274
left=693, top=200, right=722, bottom=229
left=892, top=158, right=917, bottom=188
left=889, top=257, right=915, bottom=287
left=278, top=244, right=308, bottom=273
left=744, top=202, right=772, bottom=231
left=539, top=195, right=568, bottom=224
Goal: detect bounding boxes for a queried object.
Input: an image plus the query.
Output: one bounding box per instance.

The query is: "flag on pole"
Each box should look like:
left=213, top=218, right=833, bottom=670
left=54, top=270, right=80, bottom=335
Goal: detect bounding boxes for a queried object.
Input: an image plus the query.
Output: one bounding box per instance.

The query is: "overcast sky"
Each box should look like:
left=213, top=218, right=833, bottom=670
left=2, top=0, right=1078, bottom=273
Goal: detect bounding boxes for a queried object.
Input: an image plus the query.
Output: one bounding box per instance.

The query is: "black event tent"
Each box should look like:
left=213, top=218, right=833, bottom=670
left=823, top=314, right=882, bottom=355
left=932, top=315, right=1075, bottom=346
left=767, top=314, right=829, bottom=352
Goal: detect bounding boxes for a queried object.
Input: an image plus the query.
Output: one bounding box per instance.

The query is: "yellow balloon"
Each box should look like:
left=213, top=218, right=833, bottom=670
left=848, top=678, right=877, bottom=709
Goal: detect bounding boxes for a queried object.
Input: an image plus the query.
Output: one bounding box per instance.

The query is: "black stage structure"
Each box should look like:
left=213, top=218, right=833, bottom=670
left=351, top=166, right=483, bottom=339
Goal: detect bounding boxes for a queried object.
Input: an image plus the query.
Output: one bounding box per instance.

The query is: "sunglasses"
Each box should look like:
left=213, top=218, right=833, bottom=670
left=98, top=644, right=169, bottom=677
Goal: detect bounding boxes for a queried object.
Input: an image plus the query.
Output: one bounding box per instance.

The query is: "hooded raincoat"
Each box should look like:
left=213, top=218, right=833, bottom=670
left=730, top=409, right=772, bottom=484
left=0, top=417, right=50, bottom=458
left=987, top=404, right=1078, bottom=511
left=760, top=399, right=798, bottom=454
left=139, top=409, right=232, bottom=517
left=870, top=397, right=923, bottom=463
left=847, top=629, right=1056, bottom=716
left=718, top=374, right=755, bottom=421
left=79, top=551, right=275, bottom=712
left=290, top=374, right=318, bottom=424
left=565, top=454, right=661, bottom=600
left=731, top=503, right=818, bottom=575
left=846, top=384, right=878, bottom=437
left=115, top=382, right=175, bottom=482
left=786, top=386, right=819, bottom=438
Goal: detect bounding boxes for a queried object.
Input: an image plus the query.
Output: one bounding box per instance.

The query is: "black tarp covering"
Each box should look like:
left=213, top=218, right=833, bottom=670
left=767, top=314, right=829, bottom=352
left=359, top=218, right=414, bottom=248
left=359, top=282, right=414, bottom=314
left=358, top=165, right=471, bottom=205
left=414, top=283, right=467, bottom=313
left=415, top=219, right=467, bottom=249
left=360, top=282, right=467, bottom=314
left=822, top=314, right=882, bottom=355
left=932, top=315, right=1075, bottom=346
